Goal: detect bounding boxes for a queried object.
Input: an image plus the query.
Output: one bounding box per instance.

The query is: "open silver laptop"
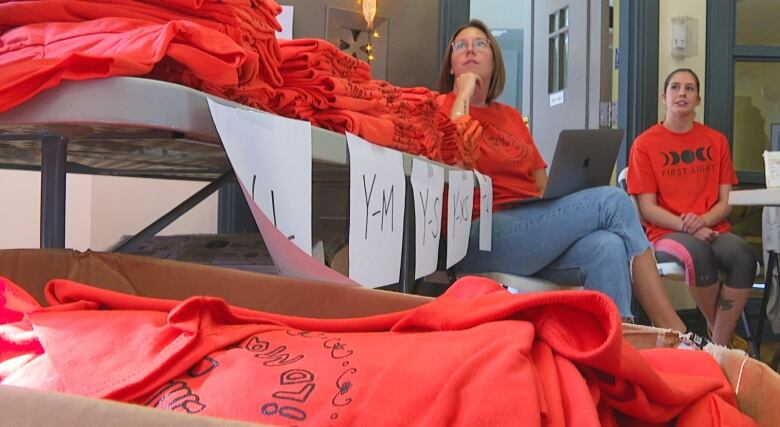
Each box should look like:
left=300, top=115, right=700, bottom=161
left=504, top=128, right=625, bottom=206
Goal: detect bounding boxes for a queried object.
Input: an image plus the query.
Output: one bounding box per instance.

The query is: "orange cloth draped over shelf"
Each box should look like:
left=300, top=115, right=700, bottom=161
left=0, top=275, right=754, bottom=426
left=0, top=0, right=282, bottom=112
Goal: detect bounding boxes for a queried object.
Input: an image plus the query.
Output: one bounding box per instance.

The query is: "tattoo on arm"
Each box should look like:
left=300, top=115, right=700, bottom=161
left=463, top=99, right=468, bottom=115
left=718, top=296, right=735, bottom=311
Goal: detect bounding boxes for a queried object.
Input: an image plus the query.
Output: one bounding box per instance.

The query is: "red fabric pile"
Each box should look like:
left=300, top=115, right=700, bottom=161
left=0, top=0, right=283, bottom=112
left=0, top=275, right=754, bottom=426
left=272, top=39, right=456, bottom=160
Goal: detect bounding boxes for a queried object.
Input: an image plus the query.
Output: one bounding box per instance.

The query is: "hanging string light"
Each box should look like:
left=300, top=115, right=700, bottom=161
left=362, top=0, right=377, bottom=29
left=360, top=0, right=378, bottom=64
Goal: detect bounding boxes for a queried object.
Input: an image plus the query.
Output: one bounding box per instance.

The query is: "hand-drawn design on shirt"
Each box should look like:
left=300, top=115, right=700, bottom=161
left=145, top=380, right=206, bottom=414
left=187, top=356, right=219, bottom=378
left=660, top=146, right=713, bottom=166
left=332, top=367, right=357, bottom=407
left=272, top=369, right=316, bottom=403
left=482, top=125, right=529, bottom=161
left=261, top=369, right=315, bottom=422
left=323, top=337, right=354, bottom=359
left=244, top=335, right=304, bottom=366
left=286, top=329, right=329, bottom=340
left=261, top=402, right=307, bottom=422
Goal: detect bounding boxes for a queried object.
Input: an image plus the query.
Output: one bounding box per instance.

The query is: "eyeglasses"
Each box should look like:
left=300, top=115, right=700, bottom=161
left=451, top=38, right=491, bottom=53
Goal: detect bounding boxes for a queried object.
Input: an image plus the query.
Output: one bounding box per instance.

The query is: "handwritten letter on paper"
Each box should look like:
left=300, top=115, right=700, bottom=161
left=446, top=170, right=474, bottom=268
left=208, top=100, right=356, bottom=285
left=473, top=170, right=493, bottom=251
left=411, top=159, right=444, bottom=279
left=347, top=133, right=406, bottom=288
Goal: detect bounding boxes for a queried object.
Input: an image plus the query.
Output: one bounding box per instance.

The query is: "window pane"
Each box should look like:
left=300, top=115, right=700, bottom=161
left=549, top=13, right=556, bottom=34
left=548, top=37, right=558, bottom=92
left=561, top=32, right=568, bottom=90
left=737, top=0, right=780, bottom=45
left=559, top=7, right=569, bottom=29
left=733, top=62, right=780, bottom=172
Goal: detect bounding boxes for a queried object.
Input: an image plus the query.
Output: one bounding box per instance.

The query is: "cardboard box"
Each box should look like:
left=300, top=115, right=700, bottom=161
left=0, top=385, right=266, bottom=427
left=0, top=248, right=429, bottom=318
left=0, top=248, right=431, bottom=426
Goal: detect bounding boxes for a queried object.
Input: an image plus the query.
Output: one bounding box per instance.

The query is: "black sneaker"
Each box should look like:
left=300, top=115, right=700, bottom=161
left=681, top=331, right=712, bottom=350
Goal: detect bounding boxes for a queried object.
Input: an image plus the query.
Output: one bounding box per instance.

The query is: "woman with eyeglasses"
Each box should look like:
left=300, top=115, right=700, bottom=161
left=437, top=19, right=689, bottom=333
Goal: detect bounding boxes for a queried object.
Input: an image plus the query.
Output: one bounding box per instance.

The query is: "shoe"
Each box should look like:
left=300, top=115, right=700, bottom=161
left=681, top=331, right=713, bottom=350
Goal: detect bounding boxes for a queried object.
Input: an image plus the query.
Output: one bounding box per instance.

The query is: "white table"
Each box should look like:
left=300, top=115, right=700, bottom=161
left=0, top=77, right=459, bottom=292
left=729, top=188, right=780, bottom=206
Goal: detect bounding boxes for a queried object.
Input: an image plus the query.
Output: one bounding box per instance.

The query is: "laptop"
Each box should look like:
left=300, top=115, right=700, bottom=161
left=503, top=128, right=625, bottom=206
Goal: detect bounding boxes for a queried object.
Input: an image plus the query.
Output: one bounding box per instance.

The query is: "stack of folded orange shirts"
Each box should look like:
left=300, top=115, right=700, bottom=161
left=273, top=39, right=455, bottom=160
left=0, top=0, right=283, bottom=112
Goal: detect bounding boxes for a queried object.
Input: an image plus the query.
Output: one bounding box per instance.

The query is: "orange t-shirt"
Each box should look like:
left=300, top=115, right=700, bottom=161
left=627, top=122, right=738, bottom=242
left=436, top=93, right=547, bottom=220
left=1, top=277, right=754, bottom=426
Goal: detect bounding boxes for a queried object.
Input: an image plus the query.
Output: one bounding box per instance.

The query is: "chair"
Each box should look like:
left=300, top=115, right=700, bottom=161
left=618, top=167, right=761, bottom=355
left=431, top=229, right=583, bottom=295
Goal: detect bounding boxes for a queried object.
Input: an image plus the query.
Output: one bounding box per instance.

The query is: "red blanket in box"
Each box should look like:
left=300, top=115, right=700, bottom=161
left=0, top=276, right=753, bottom=426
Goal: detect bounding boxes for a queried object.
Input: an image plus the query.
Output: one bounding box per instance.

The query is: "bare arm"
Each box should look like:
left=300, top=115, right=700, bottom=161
left=532, top=168, right=547, bottom=194
left=636, top=193, right=683, bottom=232
left=449, top=72, right=481, bottom=119
left=637, top=192, right=721, bottom=242
left=700, top=184, right=733, bottom=227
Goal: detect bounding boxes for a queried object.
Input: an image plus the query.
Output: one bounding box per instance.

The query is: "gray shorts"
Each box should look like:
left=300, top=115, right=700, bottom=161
left=654, top=232, right=757, bottom=288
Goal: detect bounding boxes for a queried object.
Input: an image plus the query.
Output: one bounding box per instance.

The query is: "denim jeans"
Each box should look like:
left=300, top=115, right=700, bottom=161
left=456, top=186, right=650, bottom=317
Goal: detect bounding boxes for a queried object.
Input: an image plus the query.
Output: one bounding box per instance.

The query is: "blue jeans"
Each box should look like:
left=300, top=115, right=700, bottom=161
left=457, top=186, right=650, bottom=317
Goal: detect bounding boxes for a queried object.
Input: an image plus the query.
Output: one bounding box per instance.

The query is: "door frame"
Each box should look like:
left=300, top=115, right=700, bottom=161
left=706, top=0, right=780, bottom=185
left=616, top=0, right=659, bottom=172
left=438, top=0, right=471, bottom=80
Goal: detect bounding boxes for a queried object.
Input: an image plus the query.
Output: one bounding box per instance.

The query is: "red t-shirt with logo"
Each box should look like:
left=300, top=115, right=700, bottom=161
left=628, top=122, right=738, bottom=242
left=436, top=93, right=547, bottom=220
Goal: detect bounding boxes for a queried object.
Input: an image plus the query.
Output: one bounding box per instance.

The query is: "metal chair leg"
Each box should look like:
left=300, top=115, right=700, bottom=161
left=740, top=310, right=758, bottom=357
left=755, top=250, right=779, bottom=356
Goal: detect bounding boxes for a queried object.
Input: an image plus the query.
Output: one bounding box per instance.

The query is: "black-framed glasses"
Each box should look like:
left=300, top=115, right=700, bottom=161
left=451, top=38, right=491, bottom=53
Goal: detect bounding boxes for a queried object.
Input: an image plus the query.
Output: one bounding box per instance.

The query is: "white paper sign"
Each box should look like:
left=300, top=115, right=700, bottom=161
left=764, top=150, right=780, bottom=188
left=549, top=90, right=564, bottom=107
left=446, top=170, right=474, bottom=268
left=347, top=133, right=406, bottom=288
left=208, top=99, right=312, bottom=255
left=277, top=5, right=294, bottom=40
left=411, top=159, right=444, bottom=279
left=238, top=181, right=358, bottom=285
left=474, top=170, right=493, bottom=251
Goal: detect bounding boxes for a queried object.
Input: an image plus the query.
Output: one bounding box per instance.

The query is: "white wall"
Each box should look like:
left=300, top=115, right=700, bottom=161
left=658, top=0, right=707, bottom=121
left=0, top=170, right=92, bottom=250
left=0, top=171, right=218, bottom=251
left=90, top=176, right=218, bottom=251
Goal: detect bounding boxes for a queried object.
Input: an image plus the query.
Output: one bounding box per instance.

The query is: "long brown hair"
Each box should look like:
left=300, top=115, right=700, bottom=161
left=438, top=19, right=506, bottom=104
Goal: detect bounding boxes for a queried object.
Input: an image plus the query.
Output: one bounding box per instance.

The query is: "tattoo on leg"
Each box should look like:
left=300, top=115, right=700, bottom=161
left=718, top=296, right=735, bottom=311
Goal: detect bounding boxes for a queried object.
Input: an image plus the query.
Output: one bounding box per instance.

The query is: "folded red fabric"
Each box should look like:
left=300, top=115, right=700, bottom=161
left=0, top=277, right=44, bottom=363
left=0, top=276, right=753, bottom=426
left=0, top=0, right=282, bottom=113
